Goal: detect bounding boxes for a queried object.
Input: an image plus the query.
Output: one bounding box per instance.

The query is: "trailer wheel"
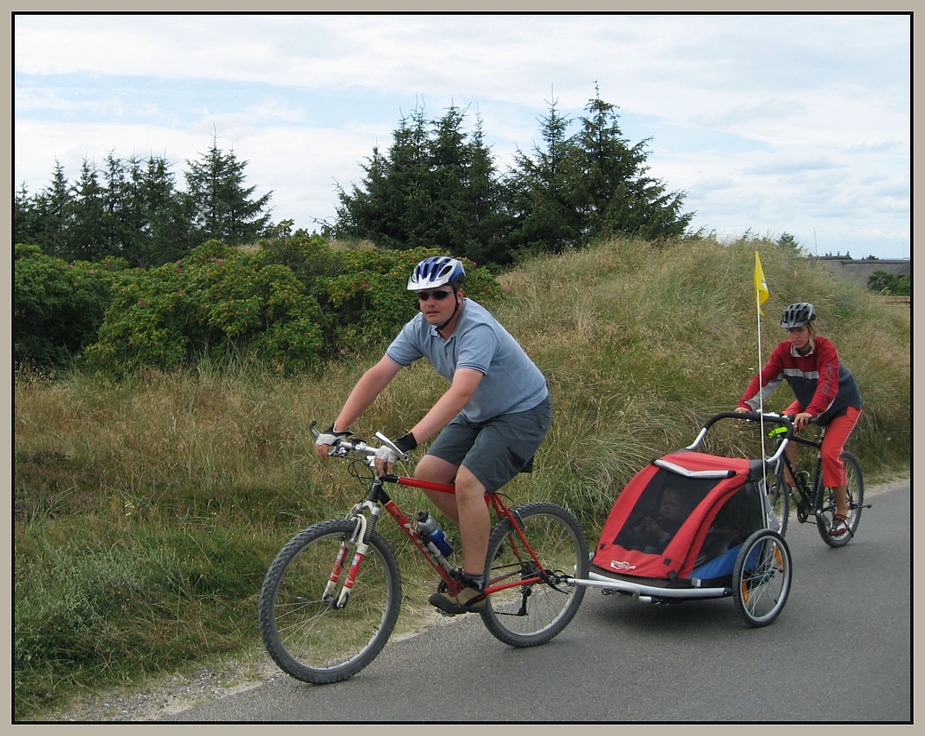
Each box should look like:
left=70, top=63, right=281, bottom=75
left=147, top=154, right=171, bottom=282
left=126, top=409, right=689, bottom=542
left=732, top=529, right=791, bottom=628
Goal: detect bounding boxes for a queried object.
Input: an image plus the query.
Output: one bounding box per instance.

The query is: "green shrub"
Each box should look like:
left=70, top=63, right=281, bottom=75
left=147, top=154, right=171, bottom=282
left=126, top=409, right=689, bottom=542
left=78, top=240, right=502, bottom=376
left=85, top=241, right=326, bottom=376
left=14, top=244, right=125, bottom=370
left=868, top=269, right=911, bottom=296
left=252, top=229, right=341, bottom=287
left=313, top=246, right=503, bottom=353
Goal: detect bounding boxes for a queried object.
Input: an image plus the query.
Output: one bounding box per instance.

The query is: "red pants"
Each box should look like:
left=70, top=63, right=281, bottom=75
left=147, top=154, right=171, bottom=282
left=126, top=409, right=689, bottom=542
left=785, top=403, right=861, bottom=487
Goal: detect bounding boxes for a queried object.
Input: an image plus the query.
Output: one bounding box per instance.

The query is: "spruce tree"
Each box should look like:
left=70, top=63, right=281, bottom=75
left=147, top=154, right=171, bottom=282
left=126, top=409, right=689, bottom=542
left=135, top=155, right=195, bottom=267
left=508, top=88, right=693, bottom=254
left=68, top=159, right=108, bottom=262
left=507, top=96, right=582, bottom=254
left=32, top=161, right=72, bottom=259
left=335, top=103, right=511, bottom=264
left=464, top=115, right=516, bottom=267
left=571, top=87, right=693, bottom=241
left=13, top=183, right=39, bottom=246
left=184, top=135, right=273, bottom=246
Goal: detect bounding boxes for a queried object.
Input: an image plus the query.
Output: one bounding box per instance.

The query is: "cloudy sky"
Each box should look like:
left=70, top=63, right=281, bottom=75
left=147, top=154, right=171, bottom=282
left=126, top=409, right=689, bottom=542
left=13, top=12, right=911, bottom=260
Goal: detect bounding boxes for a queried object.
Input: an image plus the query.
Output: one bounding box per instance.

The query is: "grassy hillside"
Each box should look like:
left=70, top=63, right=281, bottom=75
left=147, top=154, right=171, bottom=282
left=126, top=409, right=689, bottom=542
left=14, top=235, right=910, bottom=718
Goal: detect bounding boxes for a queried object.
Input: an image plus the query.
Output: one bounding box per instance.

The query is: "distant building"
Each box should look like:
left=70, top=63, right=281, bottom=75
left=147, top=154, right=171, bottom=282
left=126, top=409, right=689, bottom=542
left=811, top=256, right=910, bottom=289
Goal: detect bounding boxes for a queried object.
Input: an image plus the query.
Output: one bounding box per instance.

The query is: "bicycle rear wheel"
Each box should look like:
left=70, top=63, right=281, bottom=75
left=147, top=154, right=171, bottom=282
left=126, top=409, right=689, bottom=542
left=259, top=518, right=401, bottom=684
left=732, top=529, right=792, bottom=627
left=480, top=502, right=588, bottom=647
left=816, top=451, right=865, bottom=548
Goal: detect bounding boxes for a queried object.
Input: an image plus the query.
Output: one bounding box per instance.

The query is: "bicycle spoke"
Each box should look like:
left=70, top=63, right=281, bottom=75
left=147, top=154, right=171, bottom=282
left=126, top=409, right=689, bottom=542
left=480, top=502, right=588, bottom=646
left=259, top=519, right=401, bottom=684
left=733, top=530, right=791, bottom=627
left=816, top=452, right=865, bottom=548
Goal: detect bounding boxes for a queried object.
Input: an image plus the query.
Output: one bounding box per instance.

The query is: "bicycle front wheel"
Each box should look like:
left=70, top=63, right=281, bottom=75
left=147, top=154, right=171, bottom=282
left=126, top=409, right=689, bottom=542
left=480, top=502, right=588, bottom=647
left=259, top=519, right=402, bottom=684
left=766, top=460, right=790, bottom=537
left=816, top=451, right=865, bottom=548
left=732, top=529, right=792, bottom=627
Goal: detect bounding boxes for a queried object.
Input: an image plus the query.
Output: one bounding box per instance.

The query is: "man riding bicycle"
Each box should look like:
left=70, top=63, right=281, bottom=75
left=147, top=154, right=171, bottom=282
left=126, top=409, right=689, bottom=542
left=315, top=255, right=552, bottom=614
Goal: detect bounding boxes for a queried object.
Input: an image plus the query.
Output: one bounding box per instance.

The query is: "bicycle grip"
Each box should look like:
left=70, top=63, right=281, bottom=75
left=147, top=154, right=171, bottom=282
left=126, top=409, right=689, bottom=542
left=375, top=432, right=410, bottom=462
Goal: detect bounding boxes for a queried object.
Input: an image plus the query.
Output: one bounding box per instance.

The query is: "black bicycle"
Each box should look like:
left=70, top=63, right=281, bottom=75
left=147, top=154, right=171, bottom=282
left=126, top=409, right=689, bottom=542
left=764, top=416, right=868, bottom=547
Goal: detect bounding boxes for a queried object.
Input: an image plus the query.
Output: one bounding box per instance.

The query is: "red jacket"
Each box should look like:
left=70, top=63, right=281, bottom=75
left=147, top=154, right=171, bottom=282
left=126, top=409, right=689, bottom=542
left=738, top=335, right=862, bottom=426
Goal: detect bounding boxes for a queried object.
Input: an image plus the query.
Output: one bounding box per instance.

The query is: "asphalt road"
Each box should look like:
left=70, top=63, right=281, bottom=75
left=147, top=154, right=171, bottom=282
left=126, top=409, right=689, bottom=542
left=165, top=483, right=910, bottom=723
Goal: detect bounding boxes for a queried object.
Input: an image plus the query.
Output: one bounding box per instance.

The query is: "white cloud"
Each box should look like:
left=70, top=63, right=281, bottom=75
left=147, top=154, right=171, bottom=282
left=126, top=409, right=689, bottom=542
left=13, top=12, right=910, bottom=259
left=694, top=99, right=809, bottom=129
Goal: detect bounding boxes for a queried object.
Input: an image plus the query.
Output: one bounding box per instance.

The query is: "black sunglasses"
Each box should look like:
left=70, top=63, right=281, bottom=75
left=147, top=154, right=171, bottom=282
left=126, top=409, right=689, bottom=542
left=417, top=289, right=455, bottom=302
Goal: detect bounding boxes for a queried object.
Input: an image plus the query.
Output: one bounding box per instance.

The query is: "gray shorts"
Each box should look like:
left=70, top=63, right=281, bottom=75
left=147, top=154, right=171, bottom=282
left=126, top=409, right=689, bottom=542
left=424, top=394, right=552, bottom=493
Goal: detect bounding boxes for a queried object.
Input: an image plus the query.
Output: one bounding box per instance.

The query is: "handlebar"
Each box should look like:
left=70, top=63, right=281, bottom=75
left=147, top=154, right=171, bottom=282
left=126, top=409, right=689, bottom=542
left=686, top=411, right=796, bottom=463
left=763, top=413, right=818, bottom=438
left=702, top=411, right=795, bottom=434
left=310, top=421, right=409, bottom=467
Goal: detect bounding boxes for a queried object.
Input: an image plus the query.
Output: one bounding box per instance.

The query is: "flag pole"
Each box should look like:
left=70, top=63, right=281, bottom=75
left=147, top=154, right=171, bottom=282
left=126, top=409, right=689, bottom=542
left=753, top=252, right=770, bottom=486
left=757, top=277, right=766, bottom=462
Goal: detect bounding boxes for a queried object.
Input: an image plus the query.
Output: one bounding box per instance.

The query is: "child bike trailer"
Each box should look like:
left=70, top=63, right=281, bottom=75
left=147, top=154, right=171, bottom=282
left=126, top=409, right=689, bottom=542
left=576, top=412, right=794, bottom=627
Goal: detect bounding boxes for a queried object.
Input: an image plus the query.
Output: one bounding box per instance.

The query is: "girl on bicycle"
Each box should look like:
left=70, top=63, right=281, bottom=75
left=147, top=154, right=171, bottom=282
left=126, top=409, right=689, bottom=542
left=734, top=302, right=862, bottom=535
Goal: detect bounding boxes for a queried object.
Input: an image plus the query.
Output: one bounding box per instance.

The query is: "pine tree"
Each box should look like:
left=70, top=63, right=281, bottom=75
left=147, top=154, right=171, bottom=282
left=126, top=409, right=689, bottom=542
left=507, top=96, right=582, bottom=254
left=571, top=87, right=692, bottom=241
left=184, top=135, right=273, bottom=246
left=68, top=159, right=108, bottom=262
left=335, top=103, right=511, bottom=263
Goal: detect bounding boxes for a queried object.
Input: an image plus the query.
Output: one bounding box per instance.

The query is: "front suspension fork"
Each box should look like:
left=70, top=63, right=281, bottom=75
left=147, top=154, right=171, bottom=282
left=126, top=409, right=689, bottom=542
left=323, top=504, right=379, bottom=609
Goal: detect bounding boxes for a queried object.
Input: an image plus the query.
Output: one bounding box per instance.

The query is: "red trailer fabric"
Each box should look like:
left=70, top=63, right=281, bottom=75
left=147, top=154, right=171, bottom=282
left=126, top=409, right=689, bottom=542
left=591, top=451, right=764, bottom=582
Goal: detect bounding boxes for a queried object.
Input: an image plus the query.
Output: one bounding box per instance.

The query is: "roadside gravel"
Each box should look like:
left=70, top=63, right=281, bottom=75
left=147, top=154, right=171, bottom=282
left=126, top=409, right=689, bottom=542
left=30, top=474, right=909, bottom=722
left=31, top=604, right=459, bottom=721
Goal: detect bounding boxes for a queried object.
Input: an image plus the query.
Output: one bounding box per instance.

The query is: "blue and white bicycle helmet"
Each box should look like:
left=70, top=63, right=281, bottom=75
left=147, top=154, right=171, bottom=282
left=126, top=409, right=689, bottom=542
left=780, top=302, right=816, bottom=329
left=407, top=256, right=467, bottom=291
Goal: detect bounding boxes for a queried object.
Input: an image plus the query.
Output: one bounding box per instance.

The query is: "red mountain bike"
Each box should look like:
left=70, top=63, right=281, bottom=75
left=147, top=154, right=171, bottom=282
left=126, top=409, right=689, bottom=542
left=258, top=424, right=589, bottom=684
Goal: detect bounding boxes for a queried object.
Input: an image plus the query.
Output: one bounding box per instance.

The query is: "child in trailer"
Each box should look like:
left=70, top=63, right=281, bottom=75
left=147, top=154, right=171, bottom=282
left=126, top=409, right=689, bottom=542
left=623, top=486, right=689, bottom=554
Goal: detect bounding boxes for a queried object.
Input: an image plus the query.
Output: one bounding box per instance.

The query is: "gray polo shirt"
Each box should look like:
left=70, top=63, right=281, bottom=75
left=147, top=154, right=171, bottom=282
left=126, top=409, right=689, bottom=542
left=385, top=298, right=548, bottom=423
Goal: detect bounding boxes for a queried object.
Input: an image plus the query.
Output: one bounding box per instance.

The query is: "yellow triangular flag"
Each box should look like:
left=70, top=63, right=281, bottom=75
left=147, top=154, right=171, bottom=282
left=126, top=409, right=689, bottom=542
left=754, top=252, right=769, bottom=314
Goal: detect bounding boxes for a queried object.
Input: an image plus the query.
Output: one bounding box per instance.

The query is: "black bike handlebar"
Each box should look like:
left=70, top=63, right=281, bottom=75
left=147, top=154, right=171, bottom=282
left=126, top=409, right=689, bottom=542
left=702, top=411, right=795, bottom=434
left=686, top=411, right=795, bottom=459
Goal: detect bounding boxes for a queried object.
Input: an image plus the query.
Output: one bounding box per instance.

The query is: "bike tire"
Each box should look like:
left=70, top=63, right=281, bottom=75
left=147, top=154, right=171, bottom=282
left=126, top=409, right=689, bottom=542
left=766, top=461, right=790, bottom=537
left=816, top=451, right=865, bottom=548
left=732, top=529, right=792, bottom=628
left=259, top=518, right=402, bottom=684
left=480, top=502, right=589, bottom=647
